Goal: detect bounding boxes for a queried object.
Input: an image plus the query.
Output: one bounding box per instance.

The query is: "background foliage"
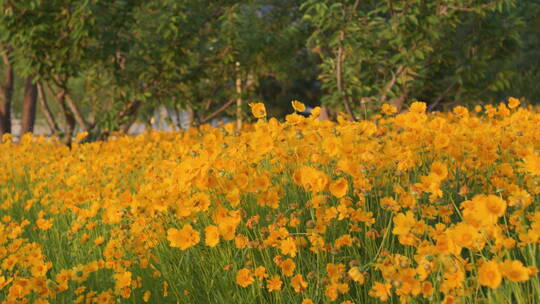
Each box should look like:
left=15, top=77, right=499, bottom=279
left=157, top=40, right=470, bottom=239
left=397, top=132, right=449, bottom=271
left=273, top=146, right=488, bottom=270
left=0, top=0, right=538, bottom=140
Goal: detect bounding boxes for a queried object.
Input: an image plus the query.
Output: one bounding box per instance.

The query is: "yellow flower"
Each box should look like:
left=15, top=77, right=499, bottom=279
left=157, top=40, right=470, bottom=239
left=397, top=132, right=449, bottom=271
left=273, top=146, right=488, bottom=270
left=167, top=225, right=200, bottom=250
left=143, top=290, right=151, bottom=302
left=266, top=275, right=282, bottom=292
left=329, top=178, right=348, bottom=198
left=483, top=195, right=507, bottom=218
left=381, top=104, right=397, bottom=115
left=113, top=271, right=132, bottom=289
left=291, top=100, right=306, bottom=112
left=36, top=217, right=53, bottom=230
left=409, top=101, right=426, bottom=113
left=291, top=274, right=308, bottom=293
left=369, top=281, right=391, bottom=302
left=204, top=225, right=220, bottom=247
left=279, top=237, right=298, bottom=257
left=236, top=268, right=254, bottom=288
left=249, top=102, right=266, bottom=119
left=75, top=131, right=89, bottom=142
left=94, top=236, right=105, bottom=246
left=348, top=267, right=365, bottom=284
left=392, top=211, right=416, bottom=236
left=478, top=260, right=502, bottom=289
left=310, top=106, right=321, bottom=118
left=500, top=260, right=530, bottom=282
left=280, top=258, right=296, bottom=277
left=508, top=97, right=520, bottom=109
left=254, top=266, right=268, bottom=280
left=235, top=234, right=249, bottom=249
left=524, top=153, right=540, bottom=176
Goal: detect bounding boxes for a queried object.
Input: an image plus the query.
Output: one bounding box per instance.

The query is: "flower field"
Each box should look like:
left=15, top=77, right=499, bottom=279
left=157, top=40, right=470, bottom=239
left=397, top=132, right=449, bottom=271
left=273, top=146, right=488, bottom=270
left=1, top=99, right=539, bottom=304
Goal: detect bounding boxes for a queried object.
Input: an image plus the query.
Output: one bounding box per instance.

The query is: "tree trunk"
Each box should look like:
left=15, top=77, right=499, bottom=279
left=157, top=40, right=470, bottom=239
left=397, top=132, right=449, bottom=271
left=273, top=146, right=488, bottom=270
left=37, top=82, right=61, bottom=136
left=21, top=76, right=37, bottom=134
left=336, top=31, right=355, bottom=120
left=65, top=94, right=89, bottom=132
left=319, top=106, right=330, bottom=120
left=117, top=100, right=141, bottom=134
left=391, top=88, right=409, bottom=112
left=0, top=50, right=14, bottom=136
left=235, top=61, right=242, bottom=131
left=49, top=85, right=75, bottom=145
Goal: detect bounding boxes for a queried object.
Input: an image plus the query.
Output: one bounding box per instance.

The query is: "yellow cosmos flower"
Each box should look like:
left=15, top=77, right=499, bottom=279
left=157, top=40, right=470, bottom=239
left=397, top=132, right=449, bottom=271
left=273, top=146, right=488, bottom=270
left=381, top=104, right=397, bottom=115
left=204, top=225, right=220, bottom=247
left=113, top=271, right=132, bottom=290
left=167, top=225, right=200, bottom=250
left=508, top=97, right=520, bottom=109
left=409, top=101, right=427, bottom=113
left=291, top=100, right=306, bottom=112
left=329, top=177, right=348, bottom=198
left=266, top=275, right=282, bottom=292
left=279, top=237, right=298, bottom=257
left=249, top=102, right=266, bottom=119
left=280, top=258, right=296, bottom=277
left=348, top=267, right=365, bottom=284
left=524, top=153, right=540, bottom=176
left=254, top=266, right=268, bottom=280
left=500, top=260, right=530, bottom=282
left=478, top=260, right=502, bottom=289
left=369, top=281, right=391, bottom=302
left=236, top=268, right=254, bottom=288
left=291, top=274, right=308, bottom=293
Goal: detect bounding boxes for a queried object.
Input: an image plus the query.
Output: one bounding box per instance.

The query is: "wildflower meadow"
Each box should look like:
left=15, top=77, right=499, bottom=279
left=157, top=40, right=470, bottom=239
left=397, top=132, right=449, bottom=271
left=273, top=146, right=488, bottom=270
left=0, top=99, right=539, bottom=304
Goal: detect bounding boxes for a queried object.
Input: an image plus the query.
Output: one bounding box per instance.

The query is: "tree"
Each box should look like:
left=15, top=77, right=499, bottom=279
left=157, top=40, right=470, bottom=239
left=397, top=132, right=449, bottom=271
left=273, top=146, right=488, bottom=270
left=0, top=46, right=13, bottom=136
left=302, top=0, right=521, bottom=115
left=21, top=76, right=37, bottom=134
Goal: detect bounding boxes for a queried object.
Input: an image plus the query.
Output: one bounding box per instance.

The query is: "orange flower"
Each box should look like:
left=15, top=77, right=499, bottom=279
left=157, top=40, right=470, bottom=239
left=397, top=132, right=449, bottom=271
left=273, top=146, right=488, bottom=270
left=448, top=222, right=481, bottom=250
left=484, top=195, right=507, bottom=219
left=143, top=290, right=151, bottom=302
left=254, top=266, right=268, bottom=280
left=113, top=271, right=132, bottom=290
left=266, top=275, right=282, bottom=292
left=430, top=161, right=448, bottom=180
left=329, top=178, right=348, bottom=198
left=167, top=225, right=200, bottom=250
left=280, top=258, right=296, bottom=277
left=381, top=104, right=397, bottom=115
left=36, top=217, right=53, bottom=230
left=348, top=267, right=365, bottom=284
left=249, top=103, right=266, bottom=119
left=279, top=237, right=298, bottom=257
left=369, top=281, right=391, bottom=302
left=291, top=100, right=306, bottom=112
left=236, top=268, right=254, bottom=288
left=291, top=274, right=308, bottom=293
left=94, top=236, right=105, bottom=246
left=500, top=260, right=530, bottom=282
left=204, top=225, right=220, bottom=247
left=235, top=234, right=249, bottom=249
left=392, top=211, right=416, bottom=236
left=508, top=97, right=520, bottom=109
left=524, top=153, right=540, bottom=176
left=409, top=101, right=426, bottom=113
left=478, top=260, right=502, bottom=289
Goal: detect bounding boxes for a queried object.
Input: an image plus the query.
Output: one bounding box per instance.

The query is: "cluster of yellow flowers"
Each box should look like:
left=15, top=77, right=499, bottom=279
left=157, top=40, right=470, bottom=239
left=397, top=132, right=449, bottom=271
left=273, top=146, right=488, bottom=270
left=0, top=97, right=538, bottom=303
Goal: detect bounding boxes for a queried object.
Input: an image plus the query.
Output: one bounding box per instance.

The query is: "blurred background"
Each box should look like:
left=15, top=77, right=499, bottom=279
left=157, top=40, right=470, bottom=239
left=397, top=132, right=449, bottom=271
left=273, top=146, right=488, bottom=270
left=0, top=0, right=538, bottom=142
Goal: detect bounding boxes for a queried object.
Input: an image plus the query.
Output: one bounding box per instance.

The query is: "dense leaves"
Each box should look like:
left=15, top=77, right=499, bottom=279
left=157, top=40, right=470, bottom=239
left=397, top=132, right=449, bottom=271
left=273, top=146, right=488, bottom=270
left=0, top=0, right=539, bottom=138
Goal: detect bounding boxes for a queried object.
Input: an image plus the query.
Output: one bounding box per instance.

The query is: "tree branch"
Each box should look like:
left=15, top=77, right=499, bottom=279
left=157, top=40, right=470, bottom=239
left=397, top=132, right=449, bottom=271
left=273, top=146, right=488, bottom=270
left=37, top=82, right=61, bottom=136
left=379, top=65, right=405, bottom=103
left=200, top=99, right=235, bottom=123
